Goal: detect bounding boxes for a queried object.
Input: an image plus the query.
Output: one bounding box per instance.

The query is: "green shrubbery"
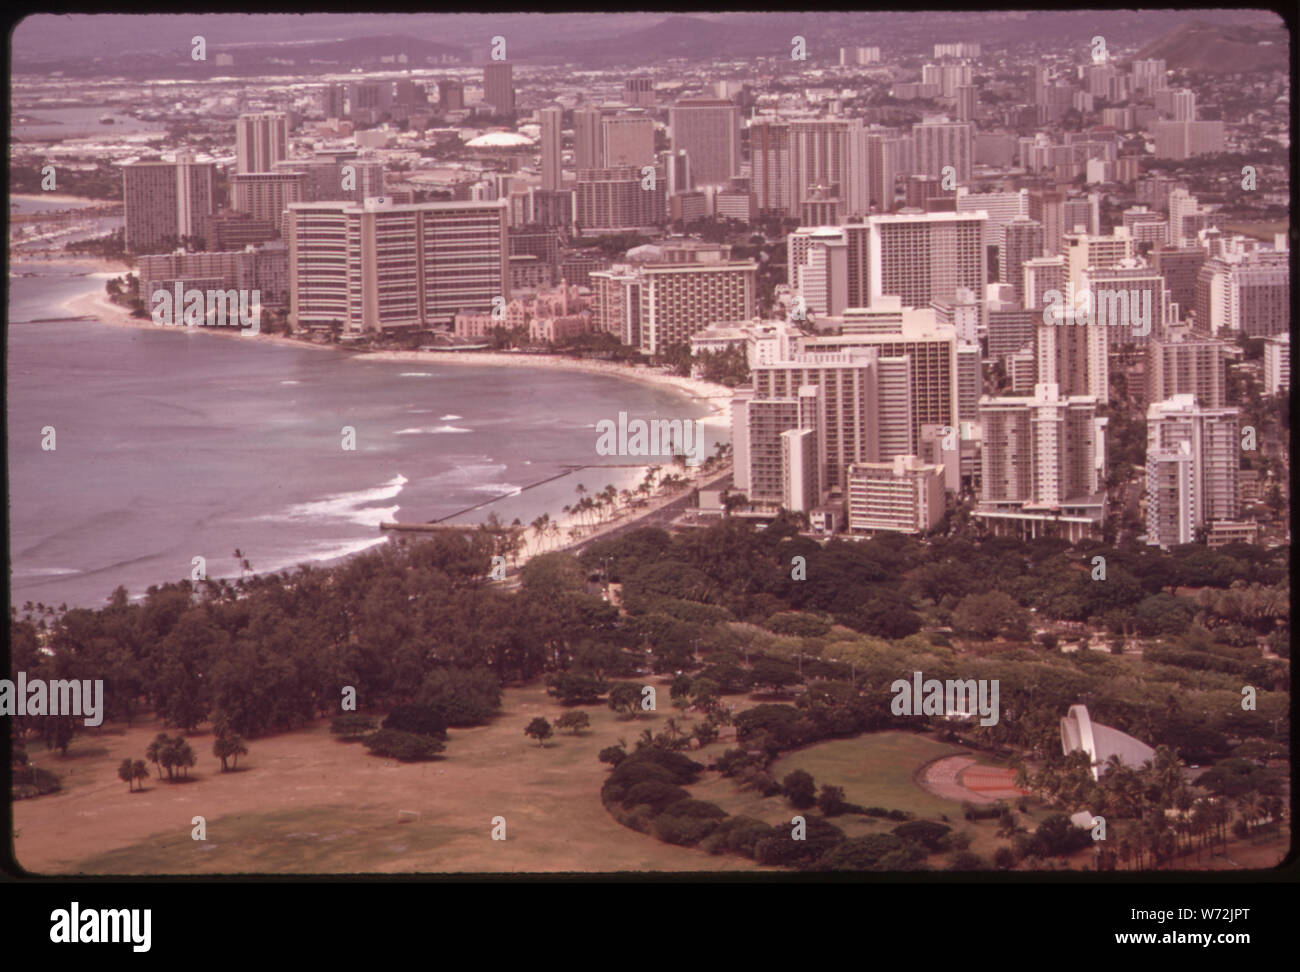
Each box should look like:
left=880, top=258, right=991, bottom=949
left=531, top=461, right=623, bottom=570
left=382, top=704, right=448, bottom=739
left=362, top=729, right=444, bottom=761
left=330, top=713, right=377, bottom=739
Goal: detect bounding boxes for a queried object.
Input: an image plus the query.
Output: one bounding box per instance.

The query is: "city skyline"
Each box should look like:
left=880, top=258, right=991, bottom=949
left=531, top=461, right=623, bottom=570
left=7, top=9, right=1291, bottom=897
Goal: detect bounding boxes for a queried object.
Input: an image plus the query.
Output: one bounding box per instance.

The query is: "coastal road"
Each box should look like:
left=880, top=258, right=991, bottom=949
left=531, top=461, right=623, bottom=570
left=566, top=467, right=734, bottom=559
left=490, top=467, right=735, bottom=589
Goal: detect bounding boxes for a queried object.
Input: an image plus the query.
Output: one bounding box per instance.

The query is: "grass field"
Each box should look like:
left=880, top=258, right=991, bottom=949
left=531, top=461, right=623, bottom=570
left=17, top=692, right=1283, bottom=873
left=14, top=681, right=759, bottom=874
left=687, top=731, right=1060, bottom=864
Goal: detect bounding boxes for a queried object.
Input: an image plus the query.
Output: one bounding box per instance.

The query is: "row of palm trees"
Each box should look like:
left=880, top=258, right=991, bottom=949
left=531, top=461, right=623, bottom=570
left=508, top=442, right=736, bottom=560
left=1111, top=791, right=1285, bottom=869
left=1194, top=579, right=1289, bottom=632
left=120, top=732, right=249, bottom=791
left=1012, top=748, right=1286, bottom=869
left=524, top=468, right=686, bottom=553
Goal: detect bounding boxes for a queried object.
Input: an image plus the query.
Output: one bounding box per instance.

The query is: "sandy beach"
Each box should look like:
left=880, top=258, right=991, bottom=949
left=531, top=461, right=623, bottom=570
left=60, top=288, right=337, bottom=352
left=361, top=349, right=735, bottom=418
left=56, top=282, right=735, bottom=565
left=58, top=286, right=737, bottom=404
left=20, top=255, right=132, bottom=274
left=11, top=192, right=118, bottom=207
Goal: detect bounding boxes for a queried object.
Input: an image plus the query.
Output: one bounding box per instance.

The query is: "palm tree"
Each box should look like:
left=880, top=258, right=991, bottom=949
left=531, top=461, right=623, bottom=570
left=1191, top=802, right=1211, bottom=862
left=145, top=733, right=170, bottom=779
left=1150, top=746, right=1183, bottom=805
left=1158, top=827, right=1178, bottom=868
left=1173, top=818, right=1190, bottom=860
left=1237, top=792, right=1264, bottom=841
left=132, top=759, right=149, bottom=791
left=118, top=758, right=136, bottom=792
left=1009, top=753, right=1030, bottom=791
left=1263, top=794, right=1284, bottom=827
left=508, top=519, right=524, bottom=562
left=213, top=734, right=249, bottom=772
left=1173, top=787, right=1195, bottom=852
left=1210, top=800, right=1231, bottom=853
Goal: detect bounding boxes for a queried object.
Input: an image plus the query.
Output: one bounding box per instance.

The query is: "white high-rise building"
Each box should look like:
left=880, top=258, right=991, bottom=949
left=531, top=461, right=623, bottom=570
left=1035, top=303, right=1109, bottom=401
left=287, top=197, right=508, bottom=334
left=840, top=46, right=881, bottom=66
left=1130, top=58, right=1168, bottom=94
left=670, top=99, right=741, bottom=187
left=1263, top=333, right=1291, bottom=394
left=798, top=312, right=960, bottom=449
left=637, top=259, right=757, bottom=355
left=602, top=115, right=656, bottom=167
left=749, top=349, right=883, bottom=492
left=749, top=118, right=869, bottom=218
left=1064, top=226, right=1133, bottom=295
left=976, top=382, right=1107, bottom=540
left=1023, top=254, right=1066, bottom=311
left=738, top=386, right=820, bottom=507
left=923, top=61, right=973, bottom=98
left=1002, top=216, right=1045, bottom=300
left=1145, top=394, right=1240, bottom=546
left=912, top=119, right=973, bottom=184
left=236, top=112, right=290, bottom=174
left=847, top=454, right=946, bottom=534
left=1081, top=259, right=1172, bottom=345
left=875, top=354, right=915, bottom=457
left=122, top=153, right=216, bottom=254
left=1171, top=89, right=1197, bottom=121
left=539, top=106, right=563, bottom=191
left=1146, top=326, right=1228, bottom=407
left=934, top=42, right=980, bottom=59
left=1167, top=189, right=1204, bottom=247
left=573, top=107, right=604, bottom=172
left=1195, top=248, right=1290, bottom=337
left=956, top=187, right=1029, bottom=248
left=868, top=210, right=988, bottom=327
left=1146, top=442, right=1195, bottom=549
left=793, top=230, right=850, bottom=318
left=1154, top=120, right=1227, bottom=160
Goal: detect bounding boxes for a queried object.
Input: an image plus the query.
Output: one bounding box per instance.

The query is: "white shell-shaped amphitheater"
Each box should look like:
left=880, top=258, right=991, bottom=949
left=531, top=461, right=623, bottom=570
left=1060, top=704, right=1156, bottom=780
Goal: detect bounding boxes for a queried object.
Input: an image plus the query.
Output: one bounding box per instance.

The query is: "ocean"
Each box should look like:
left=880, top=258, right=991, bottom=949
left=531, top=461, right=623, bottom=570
left=7, top=263, right=727, bottom=609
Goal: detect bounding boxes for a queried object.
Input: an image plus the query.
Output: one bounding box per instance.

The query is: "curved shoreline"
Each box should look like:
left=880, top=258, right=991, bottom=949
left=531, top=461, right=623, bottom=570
left=59, top=281, right=737, bottom=410
left=10, top=192, right=116, bottom=207
left=50, top=275, right=735, bottom=571
left=357, top=350, right=735, bottom=418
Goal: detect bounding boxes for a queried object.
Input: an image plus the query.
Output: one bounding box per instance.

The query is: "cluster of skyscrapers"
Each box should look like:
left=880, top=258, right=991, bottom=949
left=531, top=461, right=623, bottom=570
left=115, top=38, right=1286, bottom=547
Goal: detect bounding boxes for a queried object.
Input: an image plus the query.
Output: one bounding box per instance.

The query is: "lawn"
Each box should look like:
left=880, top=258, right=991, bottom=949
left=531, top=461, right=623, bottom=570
left=686, top=730, right=1059, bottom=866
left=14, top=680, right=758, bottom=874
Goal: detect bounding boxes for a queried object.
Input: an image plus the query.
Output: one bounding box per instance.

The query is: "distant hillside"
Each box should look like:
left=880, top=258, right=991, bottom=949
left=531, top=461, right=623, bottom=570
left=12, top=10, right=1286, bottom=77
left=14, top=33, right=469, bottom=80
left=529, top=9, right=1284, bottom=67
left=1135, top=20, right=1288, bottom=73
left=229, top=34, right=468, bottom=66
left=545, top=15, right=779, bottom=65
